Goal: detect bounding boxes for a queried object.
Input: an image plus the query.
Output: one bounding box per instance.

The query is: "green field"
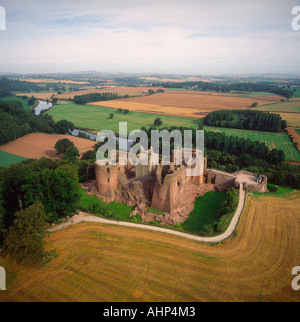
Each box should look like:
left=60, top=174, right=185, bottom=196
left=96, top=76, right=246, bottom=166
left=0, top=150, right=27, bottom=167
left=296, top=129, right=300, bottom=135
left=254, top=101, right=300, bottom=113
left=0, top=96, right=32, bottom=110
left=47, top=101, right=198, bottom=133
left=293, top=88, right=300, bottom=98
left=46, top=101, right=300, bottom=161
left=205, top=126, right=300, bottom=161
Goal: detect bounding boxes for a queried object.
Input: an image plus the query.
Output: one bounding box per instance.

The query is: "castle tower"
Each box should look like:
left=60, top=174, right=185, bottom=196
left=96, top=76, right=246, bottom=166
left=95, top=161, right=119, bottom=199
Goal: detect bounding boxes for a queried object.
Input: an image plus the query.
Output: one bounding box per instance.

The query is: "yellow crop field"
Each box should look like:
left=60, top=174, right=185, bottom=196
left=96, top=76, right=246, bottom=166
left=20, top=79, right=90, bottom=84
left=279, top=113, right=300, bottom=127
left=88, top=100, right=204, bottom=118
left=0, top=191, right=299, bottom=302
left=16, top=92, right=56, bottom=100
left=89, top=91, right=280, bottom=118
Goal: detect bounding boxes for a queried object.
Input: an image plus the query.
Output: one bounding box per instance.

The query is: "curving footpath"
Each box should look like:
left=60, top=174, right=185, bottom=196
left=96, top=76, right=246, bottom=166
left=49, top=185, right=246, bottom=243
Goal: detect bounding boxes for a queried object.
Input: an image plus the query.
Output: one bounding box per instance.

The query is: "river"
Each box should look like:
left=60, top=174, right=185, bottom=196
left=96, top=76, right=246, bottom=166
left=34, top=100, right=53, bottom=116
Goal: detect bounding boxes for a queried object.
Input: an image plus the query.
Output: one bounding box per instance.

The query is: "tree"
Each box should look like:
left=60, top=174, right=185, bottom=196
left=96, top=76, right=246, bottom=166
left=81, top=150, right=96, bottom=161
left=281, top=120, right=288, bottom=130
left=117, top=108, right=123, bottom=113
left=2, top=203, right=50, bottom=264
left=109, top=113, right=115, bottom=119
left=154, top=118, right=163, bottom=126
left=54, top=119, right=74, bottom=134
left=22, top=168, right=80, bottom=222
left=62, top=147, right=80, bottom=162
left=123, top=109, right=129, bottom=114
left=54, top=138, right=75, bottom=155
left=28, top=96, right=36, bottom=106
left=251, top=102, right=258, bottom=108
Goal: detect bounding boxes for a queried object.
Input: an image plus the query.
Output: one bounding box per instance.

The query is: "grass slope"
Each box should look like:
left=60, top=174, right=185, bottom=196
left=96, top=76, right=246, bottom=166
left=181, top=191, right=226, bottom=234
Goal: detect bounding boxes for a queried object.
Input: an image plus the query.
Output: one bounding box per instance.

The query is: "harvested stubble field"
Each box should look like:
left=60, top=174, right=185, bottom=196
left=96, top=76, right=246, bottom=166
left=54, top=87, right=160, bottom=100
left=17, top=87, right=160, bottom=101
left=16, top=92, right=56, bottom=101
left=205, top=126, right=300, bottom=162
left=0, top=191, right=299, bottom=302
left=278, top=113, right=300, bottom=127
left=20, top=79, right=90, bottom=84
left=287, top=127, right=300, bottom=149
left=90, top=91, right=279, bottom=118
left=0, top=133, right=95, bottom=159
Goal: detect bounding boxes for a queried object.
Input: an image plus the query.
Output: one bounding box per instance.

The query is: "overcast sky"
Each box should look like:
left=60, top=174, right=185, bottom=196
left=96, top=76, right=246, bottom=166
left=0, top=0, right=299, bottom=75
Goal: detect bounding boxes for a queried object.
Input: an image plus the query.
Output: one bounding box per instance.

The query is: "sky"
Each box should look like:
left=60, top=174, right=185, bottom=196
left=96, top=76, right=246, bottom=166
left=0, top=0, right=299, bottom=75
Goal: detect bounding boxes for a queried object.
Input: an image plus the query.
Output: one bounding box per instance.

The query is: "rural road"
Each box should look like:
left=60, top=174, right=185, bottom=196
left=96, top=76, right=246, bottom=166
left=49, top=185, right=246, bottom=244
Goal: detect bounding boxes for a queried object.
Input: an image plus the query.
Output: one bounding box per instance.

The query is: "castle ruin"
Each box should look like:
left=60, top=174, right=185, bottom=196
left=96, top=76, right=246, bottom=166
left=89, top=148, right=267, bottom=225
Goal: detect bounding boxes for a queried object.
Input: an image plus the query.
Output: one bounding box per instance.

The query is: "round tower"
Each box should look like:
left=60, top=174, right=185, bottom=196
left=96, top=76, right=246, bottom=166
left=95, top=161, right=119, bottom=196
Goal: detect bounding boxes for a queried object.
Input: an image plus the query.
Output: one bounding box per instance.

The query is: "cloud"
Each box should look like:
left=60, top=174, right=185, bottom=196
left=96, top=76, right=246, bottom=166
left=0, top=0, right=299, bottom=74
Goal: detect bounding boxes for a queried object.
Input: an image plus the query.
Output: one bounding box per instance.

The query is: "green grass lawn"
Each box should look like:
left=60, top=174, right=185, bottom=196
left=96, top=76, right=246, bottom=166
left=46, top=101, right=198, bottom=133
left=0, top=150, right=27, bottom=167
left=204, top=126, right=300, bottom=161
left=0, top=96, right=32, bottom=111
left=180, top=191, right=226, bottom=235
left=79, top=189, right=135, bottom=220
left=253, top=183, right=294, bottom=196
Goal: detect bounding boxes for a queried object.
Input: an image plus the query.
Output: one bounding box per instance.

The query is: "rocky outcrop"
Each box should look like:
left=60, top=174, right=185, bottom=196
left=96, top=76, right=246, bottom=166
left=130, top=205, right=190, bottom=226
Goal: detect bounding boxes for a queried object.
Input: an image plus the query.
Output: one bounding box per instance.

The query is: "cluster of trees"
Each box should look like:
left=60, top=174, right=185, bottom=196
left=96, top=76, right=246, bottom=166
left=151, top=81, right=294, bottom=98
left=205, top=131, right=285, bottom=165
left=154, top=118, right=163, bottom=126
left=0, top=101, right=74, bottom=145
left=54, top=138, right=80, bottom=163
left=0, top=101, right=54, bottom=145
left=148, top=89, right=165, bottom=95
left=0, top=78, right=42, bottom=96
left=74, top=92, right=127, bottom=105
left=0, top=158, right=81, bottom=257
left=116, top=108, right=129, bottom=114
left=1, top=203, right=51, bottom=264
left=204, top=110, right=287, bottom=132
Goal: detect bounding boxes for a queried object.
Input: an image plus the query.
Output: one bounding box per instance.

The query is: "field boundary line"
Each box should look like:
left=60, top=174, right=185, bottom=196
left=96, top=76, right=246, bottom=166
left=49, top=186, right=246, bottom=244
